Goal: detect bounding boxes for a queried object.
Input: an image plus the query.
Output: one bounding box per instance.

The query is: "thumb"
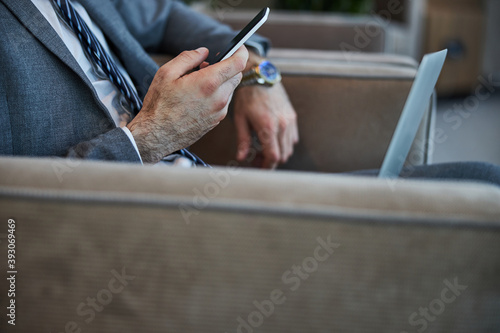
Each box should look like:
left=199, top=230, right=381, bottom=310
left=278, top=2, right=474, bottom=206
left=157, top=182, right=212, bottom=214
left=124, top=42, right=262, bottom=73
left=235, top=113, right=252, bottom=162
left=165, top=47, right=209, bottom=78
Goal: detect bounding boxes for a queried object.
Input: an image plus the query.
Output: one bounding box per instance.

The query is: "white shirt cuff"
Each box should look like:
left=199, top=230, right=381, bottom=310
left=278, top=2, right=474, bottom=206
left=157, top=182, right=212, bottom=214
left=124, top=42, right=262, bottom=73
left=121, top=127, right=143, bottom=164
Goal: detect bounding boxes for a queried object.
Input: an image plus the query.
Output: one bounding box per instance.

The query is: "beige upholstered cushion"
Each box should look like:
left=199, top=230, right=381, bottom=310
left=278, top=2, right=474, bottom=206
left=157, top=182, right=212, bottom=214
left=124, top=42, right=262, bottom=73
left=202, top=9, right=386, bottom=52
left=0, top=157, right=499, bottom=332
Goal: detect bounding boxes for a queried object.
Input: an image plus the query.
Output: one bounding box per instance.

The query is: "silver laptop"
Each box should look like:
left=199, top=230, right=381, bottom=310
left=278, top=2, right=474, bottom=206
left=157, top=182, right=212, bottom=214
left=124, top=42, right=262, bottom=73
left=378, top=49, right=448, bottom=178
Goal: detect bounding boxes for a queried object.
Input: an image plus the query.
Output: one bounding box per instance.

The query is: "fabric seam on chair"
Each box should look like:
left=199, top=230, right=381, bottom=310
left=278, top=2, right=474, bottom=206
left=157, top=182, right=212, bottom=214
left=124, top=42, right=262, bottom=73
left=1, top=186, right=500, bottom=226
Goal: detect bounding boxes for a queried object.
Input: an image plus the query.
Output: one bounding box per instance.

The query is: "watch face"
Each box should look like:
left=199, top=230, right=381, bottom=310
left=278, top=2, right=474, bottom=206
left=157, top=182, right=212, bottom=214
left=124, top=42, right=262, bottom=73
left=258, top=61, right=280, bottom=81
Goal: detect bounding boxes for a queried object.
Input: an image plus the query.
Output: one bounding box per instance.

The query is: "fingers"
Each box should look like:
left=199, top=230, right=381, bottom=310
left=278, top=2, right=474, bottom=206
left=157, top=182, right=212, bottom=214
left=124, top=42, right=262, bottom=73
left=258, top=127, right=280, bottom=170
left=292, top=119, right=300, bottom=144
left=162, top=46, right=247, bottom=83
left=263, top=123, right=291, bottom=169
left=235, top=113, right=252, bottom=161
left=280, top=133, right=290, bottom=163
left=280, top=116, right=299, bottom=163
left=206, top=72, right=242, bottom=120
left=219, top=72, right=243, bottom=97
left=200, top=61, right=210, bottom=70
left=186, top=46, right=247, bottom=114
left=162, top=47, right=209, bottom=79
left=201, top=46, right=248, bottom=87
left=232, top=82, right=299, bottom=168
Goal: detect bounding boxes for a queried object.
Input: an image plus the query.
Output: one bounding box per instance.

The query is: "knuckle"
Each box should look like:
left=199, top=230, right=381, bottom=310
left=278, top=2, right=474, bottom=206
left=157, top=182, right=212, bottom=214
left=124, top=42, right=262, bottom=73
left=201, top=78, right=220, bottom=96
left=258, top=128, right=273, bottom=144
left=218, top=66, right=232, bottom=83
left=179, top=50, right=195, bottom=62
left=213, top=95, right=230, bottom=112
left=238, top=47, right=249, bottom=68
left=233, top=72, right=243, bottom=87
left=271, top=154, right=280, bottom=164
left=215, top=108, right=228, bottom=123
left=155, top=65, right=169, bottom=81
left=278, top=118, right=288, bottom=131
left=235, top=57, right=246, bottom=73
left=265, top=149, right=280, bottom=163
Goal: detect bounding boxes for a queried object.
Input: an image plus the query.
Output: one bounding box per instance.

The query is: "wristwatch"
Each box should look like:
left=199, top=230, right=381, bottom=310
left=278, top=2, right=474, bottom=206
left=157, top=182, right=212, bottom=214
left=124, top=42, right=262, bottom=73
left=240, top=60, right=282, bottom=87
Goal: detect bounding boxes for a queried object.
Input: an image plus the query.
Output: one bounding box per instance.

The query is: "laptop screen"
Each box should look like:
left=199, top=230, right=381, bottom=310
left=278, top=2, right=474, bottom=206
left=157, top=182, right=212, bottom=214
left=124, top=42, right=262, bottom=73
left=378, top=49, right=448, bottom=178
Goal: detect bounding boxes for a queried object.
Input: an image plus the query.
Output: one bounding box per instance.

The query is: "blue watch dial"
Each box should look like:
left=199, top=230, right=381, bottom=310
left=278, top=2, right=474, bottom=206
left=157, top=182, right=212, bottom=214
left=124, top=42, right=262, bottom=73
left=259, top=61, right=279, bottom=81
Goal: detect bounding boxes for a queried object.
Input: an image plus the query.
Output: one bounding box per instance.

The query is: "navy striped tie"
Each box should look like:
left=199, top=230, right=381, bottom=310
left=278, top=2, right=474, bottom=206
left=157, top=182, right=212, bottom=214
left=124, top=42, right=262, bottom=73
left=52, top=0, right=209, bottom=167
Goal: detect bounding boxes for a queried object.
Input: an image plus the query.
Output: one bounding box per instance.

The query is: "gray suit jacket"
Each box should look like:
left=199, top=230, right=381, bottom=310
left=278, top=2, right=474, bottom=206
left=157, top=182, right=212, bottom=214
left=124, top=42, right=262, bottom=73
left=0, top=0, right=269, bottom=162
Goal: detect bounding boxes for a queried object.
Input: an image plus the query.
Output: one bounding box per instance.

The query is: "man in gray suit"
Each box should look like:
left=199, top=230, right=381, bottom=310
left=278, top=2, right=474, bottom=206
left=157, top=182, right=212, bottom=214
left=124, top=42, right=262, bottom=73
left=0, top=0, right=298, bottom=168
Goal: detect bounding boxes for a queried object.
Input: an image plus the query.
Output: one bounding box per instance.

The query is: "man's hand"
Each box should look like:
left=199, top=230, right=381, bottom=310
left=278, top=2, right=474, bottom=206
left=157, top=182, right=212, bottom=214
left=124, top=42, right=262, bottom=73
left=233, top=53, right=299, bottom=169
left=127, top=46, right=248, bottom=164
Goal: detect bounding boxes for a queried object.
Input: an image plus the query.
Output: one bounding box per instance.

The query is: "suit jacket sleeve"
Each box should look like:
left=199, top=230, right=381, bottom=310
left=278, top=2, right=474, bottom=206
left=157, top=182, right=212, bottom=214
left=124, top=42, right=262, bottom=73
left=65, top=128, right=142, bottom=162
left=110, top=0, right=270, bottom=59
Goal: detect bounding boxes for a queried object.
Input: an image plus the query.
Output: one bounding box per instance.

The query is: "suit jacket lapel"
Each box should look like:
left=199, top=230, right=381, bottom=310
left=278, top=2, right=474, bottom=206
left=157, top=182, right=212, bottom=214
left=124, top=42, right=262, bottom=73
left=1, top=0, right=95, bottom=92
left=0, top=0, right=119, bottom=121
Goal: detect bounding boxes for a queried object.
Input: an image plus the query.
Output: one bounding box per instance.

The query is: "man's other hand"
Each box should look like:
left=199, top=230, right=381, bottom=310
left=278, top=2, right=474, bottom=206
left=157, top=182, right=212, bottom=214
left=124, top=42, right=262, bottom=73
left=127, top=46, right=249, bottom=164
left=233, top=54, right=299, bottom=169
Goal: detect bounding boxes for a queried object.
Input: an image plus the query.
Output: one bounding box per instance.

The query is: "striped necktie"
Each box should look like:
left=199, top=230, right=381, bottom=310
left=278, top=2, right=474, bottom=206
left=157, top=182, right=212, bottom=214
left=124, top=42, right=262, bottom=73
left=52, top=0, right=209, bottom=167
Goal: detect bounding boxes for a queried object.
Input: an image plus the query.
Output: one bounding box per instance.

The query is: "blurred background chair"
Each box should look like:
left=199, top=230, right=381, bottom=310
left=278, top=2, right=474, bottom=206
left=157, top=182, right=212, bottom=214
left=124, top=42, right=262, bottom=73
left=188, top=0, right=500, bottom=166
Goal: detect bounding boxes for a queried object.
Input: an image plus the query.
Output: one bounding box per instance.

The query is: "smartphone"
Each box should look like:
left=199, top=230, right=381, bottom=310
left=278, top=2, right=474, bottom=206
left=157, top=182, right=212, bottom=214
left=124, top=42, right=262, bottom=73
left=211, top=7, right=270, bottom=63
